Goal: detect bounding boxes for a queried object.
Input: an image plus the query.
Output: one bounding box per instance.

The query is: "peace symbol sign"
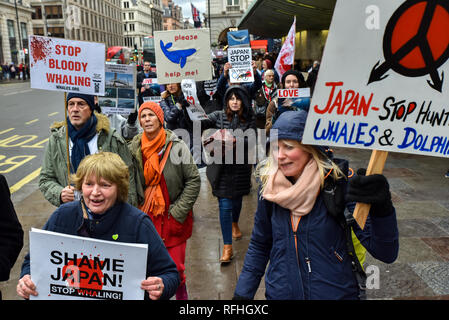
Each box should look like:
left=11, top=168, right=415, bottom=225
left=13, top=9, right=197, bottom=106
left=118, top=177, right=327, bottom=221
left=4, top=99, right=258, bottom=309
left=368, top=0, right=449, bottom=92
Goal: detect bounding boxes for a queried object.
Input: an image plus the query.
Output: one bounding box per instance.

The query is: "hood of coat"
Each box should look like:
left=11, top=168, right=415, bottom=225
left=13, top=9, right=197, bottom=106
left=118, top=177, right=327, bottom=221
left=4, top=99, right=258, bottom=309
left=223, top=85, right=254, bottom=121
left=50, top=111, right=110, bottom=134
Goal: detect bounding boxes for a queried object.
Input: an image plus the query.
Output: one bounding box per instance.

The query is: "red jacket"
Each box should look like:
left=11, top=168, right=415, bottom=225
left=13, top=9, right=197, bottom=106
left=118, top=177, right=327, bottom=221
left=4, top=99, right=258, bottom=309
left=148, top=175, right=193, bottom=248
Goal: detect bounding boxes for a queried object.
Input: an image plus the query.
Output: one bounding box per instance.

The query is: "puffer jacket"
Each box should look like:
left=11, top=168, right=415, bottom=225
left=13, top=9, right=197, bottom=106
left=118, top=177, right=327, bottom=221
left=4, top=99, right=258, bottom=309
left=159, top=91, right=193, bottom=134
left=39, top=112, right=138, bottom=207
left=128, top=129, right=200, bottom=247
left=201, top=86, right=256, bottom=198
left=20, top=200, right=180, bottom=300
left=234, top=188, right=399, bottom=300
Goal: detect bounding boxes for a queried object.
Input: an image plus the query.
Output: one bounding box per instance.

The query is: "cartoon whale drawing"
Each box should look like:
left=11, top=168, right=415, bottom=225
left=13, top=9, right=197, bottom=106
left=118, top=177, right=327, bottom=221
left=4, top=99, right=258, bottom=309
left=160, top=40, right=196, bottom=68
left=228, top=33, right=248, bottom=43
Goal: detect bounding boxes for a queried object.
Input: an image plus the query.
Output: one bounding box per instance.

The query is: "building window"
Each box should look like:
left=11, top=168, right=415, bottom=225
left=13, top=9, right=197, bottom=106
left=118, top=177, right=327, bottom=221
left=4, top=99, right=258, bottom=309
left=21, top=22, right=28, bottom=49
left=124, top=2, right=129, bottom=8
left=129, top=24, right=135, bottom=31
left=45, top=5, right=63, bottom=19
left=48, top=27, right=65, bottom=38
left=7, top=20, right=16, bottom=39
left=20, top=22, right=28, bottom=40
left=129, top=12, right=134, bottom=20
left=31, top=6, right=43, bottom=19
left=33, top=27, right=44, bottom=35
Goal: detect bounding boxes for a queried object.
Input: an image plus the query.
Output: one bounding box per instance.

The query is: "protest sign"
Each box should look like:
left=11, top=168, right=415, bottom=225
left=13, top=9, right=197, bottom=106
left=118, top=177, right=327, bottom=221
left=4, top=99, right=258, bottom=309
left=100, top=63, right=136, bottom=115
left=141, top=78, right=162, bottom=103
left=154, top=29, right=212, bottom=84
left=227, top=29, right=250, bottom=47
left=29, top=35, right=105, bottom=95
left=303, top=0, right=449, bottom=158
left=302, top=0, right=449, bottom=227
left=181, top=79, right=208, bottom=121
left=228, top=47, right=254, bottom=83
left=29, top=228, right=148, bottom=300
left=277, top=88, right=311, bottom=113
left=203, top=79, right=218, bottom=99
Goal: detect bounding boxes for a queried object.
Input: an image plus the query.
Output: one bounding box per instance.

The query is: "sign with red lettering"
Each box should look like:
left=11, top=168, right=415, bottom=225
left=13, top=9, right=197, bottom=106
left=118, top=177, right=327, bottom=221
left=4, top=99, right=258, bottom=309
left=302, top=0, right=449, bottom=158
left=154, top=29, right=211, bottom=84
left=29, top=35, right=105, bottom=95
left=29, top=228, right=147, bottom=300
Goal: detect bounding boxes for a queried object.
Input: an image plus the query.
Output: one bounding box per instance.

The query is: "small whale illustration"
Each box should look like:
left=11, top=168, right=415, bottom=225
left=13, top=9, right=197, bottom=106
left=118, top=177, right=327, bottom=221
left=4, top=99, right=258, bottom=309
left=228, top=33, right=248, bottom=43
left=160, top=40, right=196, bottom=68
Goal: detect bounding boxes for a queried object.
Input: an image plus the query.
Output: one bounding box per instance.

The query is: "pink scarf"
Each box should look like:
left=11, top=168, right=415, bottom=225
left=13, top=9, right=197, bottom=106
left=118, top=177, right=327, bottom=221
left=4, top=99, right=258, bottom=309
left=263, top=158, right=321, bottom=219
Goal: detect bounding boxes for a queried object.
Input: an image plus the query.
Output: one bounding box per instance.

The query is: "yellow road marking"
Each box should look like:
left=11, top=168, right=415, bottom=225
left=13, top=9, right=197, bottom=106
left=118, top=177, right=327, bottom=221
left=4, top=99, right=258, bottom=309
left=9, top=167, right=41, bottom=194
left=48, top=112, right=59, bottom=117
left=0, top=128, right=14, bottom=135
left=25, top=119, right=39, bottom=125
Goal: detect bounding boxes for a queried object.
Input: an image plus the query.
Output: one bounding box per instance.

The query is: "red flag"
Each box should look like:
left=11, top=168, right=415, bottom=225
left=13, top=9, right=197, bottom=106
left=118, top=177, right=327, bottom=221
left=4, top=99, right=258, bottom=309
left=191, top=3, right=201, bottom=28
left=275, top=17, right=296, bottom=79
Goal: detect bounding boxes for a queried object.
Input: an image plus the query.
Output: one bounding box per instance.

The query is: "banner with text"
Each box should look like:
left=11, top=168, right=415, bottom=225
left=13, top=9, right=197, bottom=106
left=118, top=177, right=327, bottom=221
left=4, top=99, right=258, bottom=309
left=29, top=35, right=105, bottom=95
left=29, top=228, right=147, bottom=300
left=154, top=29, right=212, bottom=84
left=302, top=0, right=449, bottom=158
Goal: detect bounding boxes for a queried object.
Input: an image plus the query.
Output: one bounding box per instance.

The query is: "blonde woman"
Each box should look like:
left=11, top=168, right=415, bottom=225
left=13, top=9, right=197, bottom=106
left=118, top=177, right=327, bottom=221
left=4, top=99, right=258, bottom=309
left=17, top=152, right=179, bottom=300
left=234, top=110, right=399, bottom=300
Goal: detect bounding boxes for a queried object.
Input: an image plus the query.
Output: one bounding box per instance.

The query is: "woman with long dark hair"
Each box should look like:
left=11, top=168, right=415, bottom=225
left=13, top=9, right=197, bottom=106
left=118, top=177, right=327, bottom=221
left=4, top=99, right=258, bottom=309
left=202, top=86, right=256, bottom=263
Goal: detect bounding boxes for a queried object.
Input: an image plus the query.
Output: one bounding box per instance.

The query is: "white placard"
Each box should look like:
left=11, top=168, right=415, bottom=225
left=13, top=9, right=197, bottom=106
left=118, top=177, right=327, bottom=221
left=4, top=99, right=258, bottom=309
left=154, top=29, right=212, bottom=84
left=228, top=47, right=254, bottom=83
left=28, top=35, right=105, bottom=95
left=100, top=63, right=136, bottom=116
left=302, top=0, right=449, bottom=158
left=29, top=228, right=147, bottom=300
left=181, top=79, right=208, bottom=121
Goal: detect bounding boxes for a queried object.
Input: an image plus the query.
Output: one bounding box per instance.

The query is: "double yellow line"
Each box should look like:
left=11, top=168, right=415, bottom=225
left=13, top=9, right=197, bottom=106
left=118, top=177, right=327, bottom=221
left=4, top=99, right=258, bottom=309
left=9, top=167, right=41, bottom=194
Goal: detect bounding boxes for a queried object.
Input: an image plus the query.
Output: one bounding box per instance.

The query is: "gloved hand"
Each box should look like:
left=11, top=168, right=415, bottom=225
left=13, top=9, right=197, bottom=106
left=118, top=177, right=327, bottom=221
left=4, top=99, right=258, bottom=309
left=346, top=168, right=393, bottom=217
left=127, top=110, right=138, bottom=125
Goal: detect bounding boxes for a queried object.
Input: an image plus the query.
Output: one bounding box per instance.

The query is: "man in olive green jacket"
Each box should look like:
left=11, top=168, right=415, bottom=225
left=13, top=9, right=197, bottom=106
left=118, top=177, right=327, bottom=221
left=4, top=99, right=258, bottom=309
left=39, top=93, right=138, bottom=207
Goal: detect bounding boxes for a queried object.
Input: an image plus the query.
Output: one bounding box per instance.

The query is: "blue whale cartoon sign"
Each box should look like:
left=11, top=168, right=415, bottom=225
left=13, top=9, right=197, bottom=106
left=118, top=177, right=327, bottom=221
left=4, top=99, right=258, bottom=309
left=160, top=40, right=196, bottom=69
left=154, top=29, right=212, bottom=84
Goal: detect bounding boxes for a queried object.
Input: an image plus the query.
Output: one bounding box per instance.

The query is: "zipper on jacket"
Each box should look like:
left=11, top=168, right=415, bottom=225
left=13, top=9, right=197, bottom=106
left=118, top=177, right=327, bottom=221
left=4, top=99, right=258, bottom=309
left=305, top=257, right=312, bottom=273
left=290, top=215, right=302, bottom=272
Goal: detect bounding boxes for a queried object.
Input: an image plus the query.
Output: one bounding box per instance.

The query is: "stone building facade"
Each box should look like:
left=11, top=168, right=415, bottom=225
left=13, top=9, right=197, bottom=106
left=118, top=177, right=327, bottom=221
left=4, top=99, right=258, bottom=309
left=30, top=0, right=123, bottom=48
left=0, top=0, right=34, bottom=64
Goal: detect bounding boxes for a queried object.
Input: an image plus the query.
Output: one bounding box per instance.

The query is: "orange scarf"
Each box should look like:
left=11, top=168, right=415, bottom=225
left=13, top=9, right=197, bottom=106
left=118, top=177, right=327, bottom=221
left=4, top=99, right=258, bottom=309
left=139, top=129, right=166, bottom=217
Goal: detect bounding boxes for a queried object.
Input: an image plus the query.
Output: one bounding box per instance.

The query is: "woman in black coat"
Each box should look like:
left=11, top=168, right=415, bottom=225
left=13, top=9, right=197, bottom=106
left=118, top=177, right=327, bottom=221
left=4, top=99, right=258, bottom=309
left=0, top=174, right=24, bottom=300
left=201, top=85, right=256, bottom=263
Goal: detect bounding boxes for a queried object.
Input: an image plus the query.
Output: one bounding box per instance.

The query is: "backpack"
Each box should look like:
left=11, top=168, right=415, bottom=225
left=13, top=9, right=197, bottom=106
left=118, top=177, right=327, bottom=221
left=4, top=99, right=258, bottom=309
left=254, top=101, right=268, bottom=120
left=322, top=157, right=367, bottom=300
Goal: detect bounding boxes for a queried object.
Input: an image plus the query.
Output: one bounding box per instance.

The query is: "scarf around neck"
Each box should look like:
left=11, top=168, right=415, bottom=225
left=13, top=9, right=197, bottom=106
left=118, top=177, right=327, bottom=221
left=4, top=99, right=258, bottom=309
left=140, top=129, right=166, bottom=216
left=67, top=113, right=97, bottom=173
left=262, top=157, right=321, bottom=219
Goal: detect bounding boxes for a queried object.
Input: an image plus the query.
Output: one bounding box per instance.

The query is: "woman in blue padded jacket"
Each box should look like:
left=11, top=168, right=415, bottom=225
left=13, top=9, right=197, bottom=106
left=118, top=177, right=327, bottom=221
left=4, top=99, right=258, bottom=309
left=233, top=110, right=399, bottom=300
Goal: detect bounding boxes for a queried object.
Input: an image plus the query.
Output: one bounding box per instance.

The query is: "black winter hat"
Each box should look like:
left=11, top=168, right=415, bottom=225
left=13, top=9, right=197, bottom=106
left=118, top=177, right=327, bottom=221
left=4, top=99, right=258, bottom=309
left=66, top=93, right=95, bottom=111
left=281, top=69, right=305, bottom=87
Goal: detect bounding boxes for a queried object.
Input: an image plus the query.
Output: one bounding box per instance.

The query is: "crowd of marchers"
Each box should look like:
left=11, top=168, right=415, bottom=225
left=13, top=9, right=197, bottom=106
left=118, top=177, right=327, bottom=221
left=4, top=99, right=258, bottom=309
left=1, top=52, right=399, bottom=301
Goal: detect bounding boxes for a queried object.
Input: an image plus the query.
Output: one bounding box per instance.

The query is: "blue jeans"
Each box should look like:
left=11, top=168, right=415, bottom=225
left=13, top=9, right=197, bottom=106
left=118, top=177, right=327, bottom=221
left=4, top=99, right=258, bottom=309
left=218, top=196, right=243, bottom=245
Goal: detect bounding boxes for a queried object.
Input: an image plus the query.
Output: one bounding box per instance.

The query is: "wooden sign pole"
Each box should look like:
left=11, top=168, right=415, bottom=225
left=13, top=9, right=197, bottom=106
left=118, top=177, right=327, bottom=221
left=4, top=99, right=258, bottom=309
left=353, top=149, right=389, bottom=230
left=64, top=92, right=71, bottom=185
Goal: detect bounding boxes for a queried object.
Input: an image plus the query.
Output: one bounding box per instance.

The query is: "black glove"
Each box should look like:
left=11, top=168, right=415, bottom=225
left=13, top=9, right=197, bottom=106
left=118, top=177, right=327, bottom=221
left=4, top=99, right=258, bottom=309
left=346, top=168, right=393, bottom=217
left=127, top=110, right=138, bottom=125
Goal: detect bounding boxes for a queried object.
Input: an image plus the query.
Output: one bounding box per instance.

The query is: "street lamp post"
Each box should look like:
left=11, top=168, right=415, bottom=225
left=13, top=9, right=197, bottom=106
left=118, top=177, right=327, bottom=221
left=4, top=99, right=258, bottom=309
left=14, top=0, right=23, bottom=63
left=150, top=4, right=154, bottom=37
